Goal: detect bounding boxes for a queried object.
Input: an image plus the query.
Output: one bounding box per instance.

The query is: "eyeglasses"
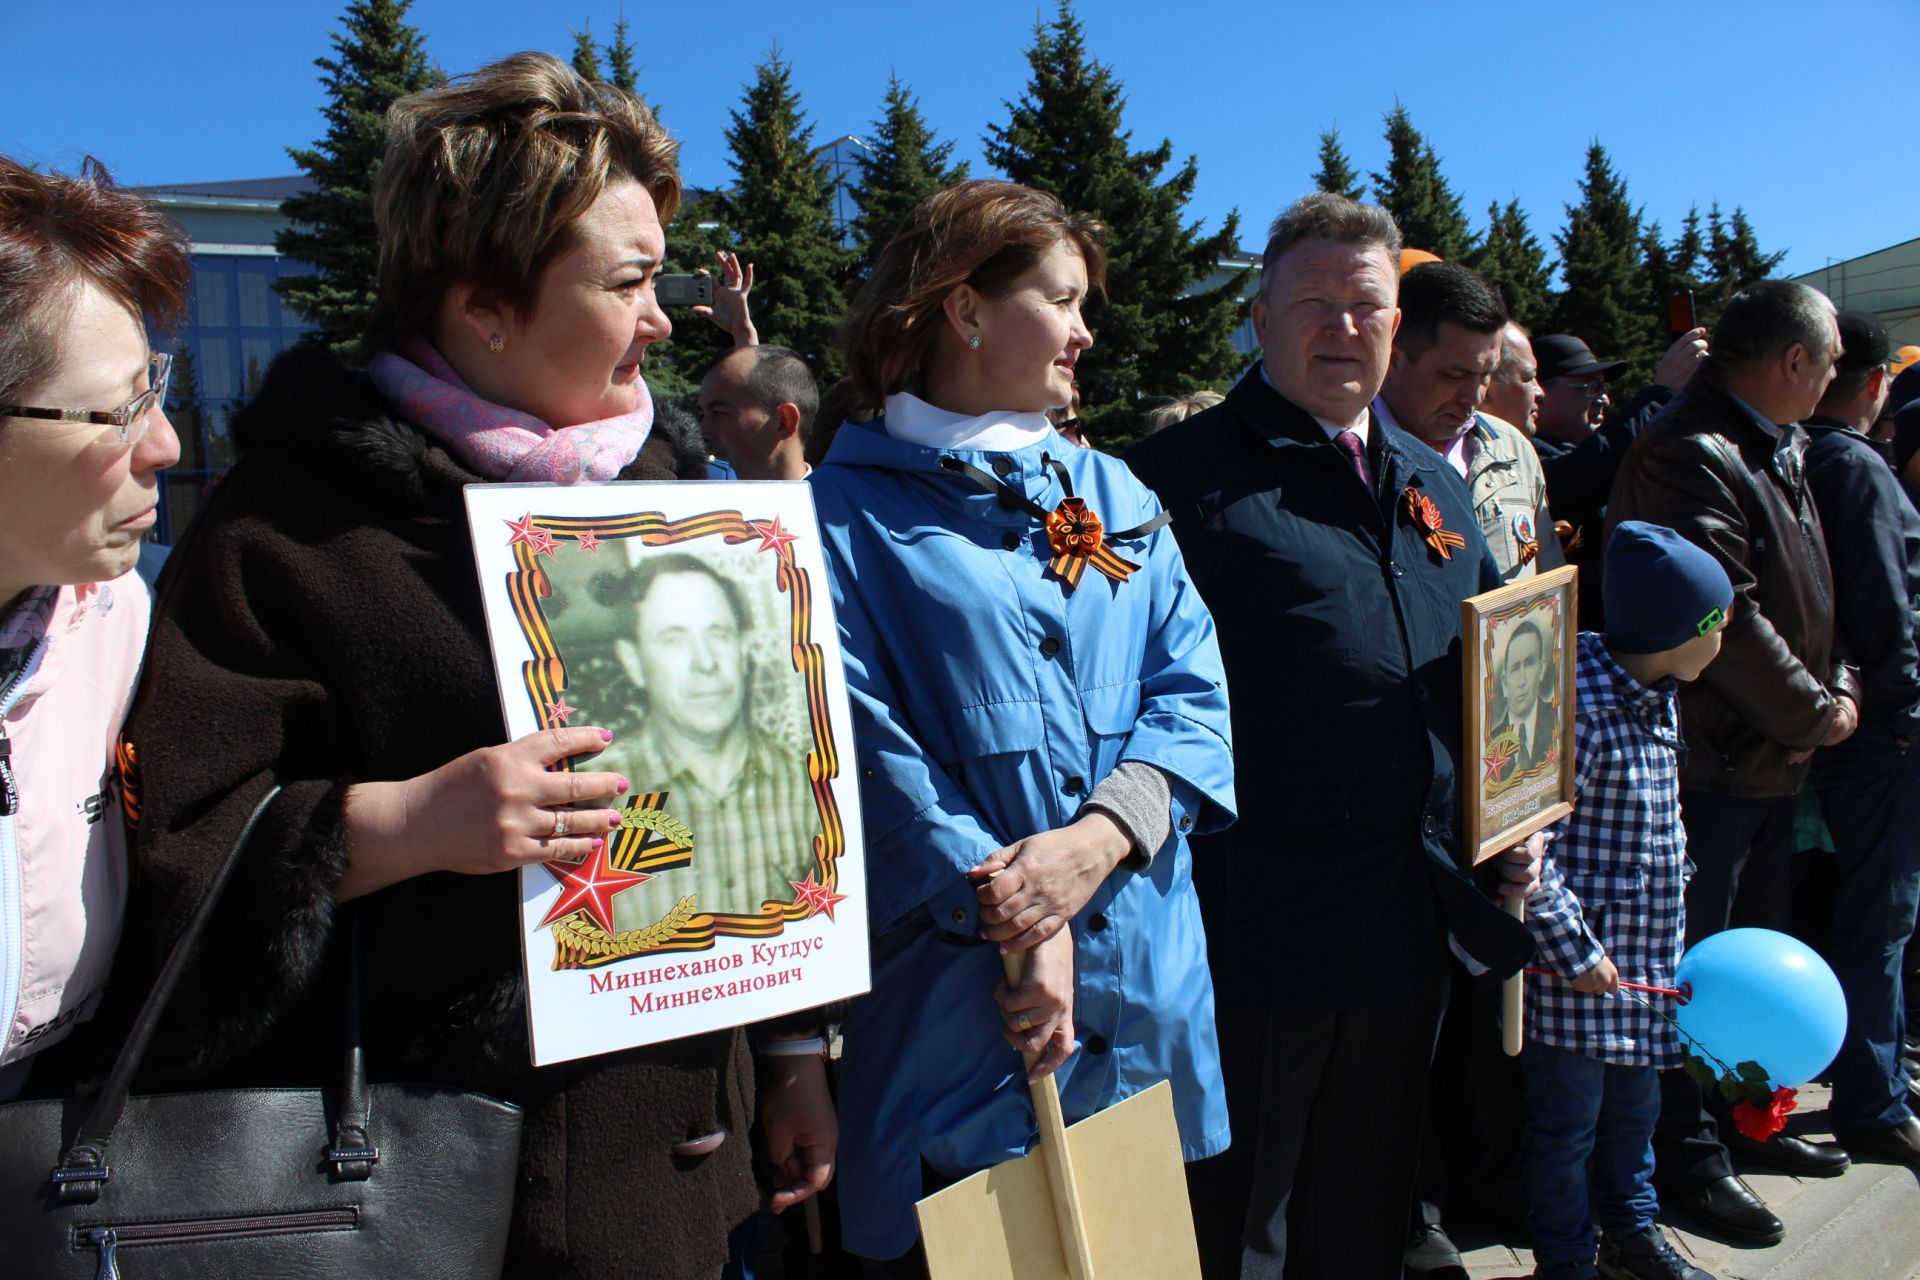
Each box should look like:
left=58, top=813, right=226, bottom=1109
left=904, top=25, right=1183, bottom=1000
left=0, top=351, right=171, bottom=447
left=1546, top=376, right=1609, bottom=399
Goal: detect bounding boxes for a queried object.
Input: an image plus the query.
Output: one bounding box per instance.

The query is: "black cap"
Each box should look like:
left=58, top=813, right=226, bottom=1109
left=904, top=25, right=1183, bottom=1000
left=1534, top=334, right=1628, bottom=382
left=1834, top=310, right=1892, bottom=374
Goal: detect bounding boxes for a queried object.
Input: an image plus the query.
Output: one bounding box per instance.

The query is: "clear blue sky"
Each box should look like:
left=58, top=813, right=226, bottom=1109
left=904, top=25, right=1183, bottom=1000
left=5, top=0, right=1913, bottom=279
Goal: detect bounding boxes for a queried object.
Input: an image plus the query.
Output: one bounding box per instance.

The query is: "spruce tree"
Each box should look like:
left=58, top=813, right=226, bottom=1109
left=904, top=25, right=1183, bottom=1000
left=1550, top=142, right=1655, bottom=384
left=984, top=1, right=1246, bottom=446
left=1312, top=128, right=1365, bottom=202
left=604, top=15, right=636, bottom=93
left=1469, top=199, right=1553, bottom=331
left=1369, top=104, right=1472, bottom=261
left=569, top=22, right=602, bottom=81
left=849, top=74, right=968, bottom=281
left=1703, top=203, right=1786, bottom=320
left=709, top=50, right=852, bottom=379
left=274, top=0, right=441, bottom=357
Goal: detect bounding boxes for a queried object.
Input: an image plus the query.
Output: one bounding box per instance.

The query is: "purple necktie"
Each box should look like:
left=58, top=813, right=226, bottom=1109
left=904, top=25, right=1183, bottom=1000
left=1335, top=429, right=1372, bottom=491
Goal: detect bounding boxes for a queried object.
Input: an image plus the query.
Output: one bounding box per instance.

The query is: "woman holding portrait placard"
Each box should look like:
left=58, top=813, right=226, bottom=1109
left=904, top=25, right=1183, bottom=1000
left=82, top=54, right=830, bottom=1279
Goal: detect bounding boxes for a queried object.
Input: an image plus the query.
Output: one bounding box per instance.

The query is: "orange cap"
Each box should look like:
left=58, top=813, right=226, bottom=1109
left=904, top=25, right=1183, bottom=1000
left=1892, top=345, right=1920, bottom=377
left=1399, top=248, right=1442, bottom=275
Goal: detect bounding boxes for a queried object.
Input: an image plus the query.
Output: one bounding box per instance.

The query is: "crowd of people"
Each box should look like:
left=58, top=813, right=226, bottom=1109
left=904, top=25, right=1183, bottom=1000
left=3, top=50, right=1918, bottom=1280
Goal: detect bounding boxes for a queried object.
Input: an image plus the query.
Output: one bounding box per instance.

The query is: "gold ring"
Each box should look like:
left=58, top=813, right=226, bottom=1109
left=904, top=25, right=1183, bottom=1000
left=552, top=809, right=570, bottom=838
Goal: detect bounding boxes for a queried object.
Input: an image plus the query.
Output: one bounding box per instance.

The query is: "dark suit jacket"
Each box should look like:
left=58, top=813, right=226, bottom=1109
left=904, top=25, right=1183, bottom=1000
left=1804, top=418, right=1920, bottom=741
left=1126, top=366, right=1533, bottom=1008
left=1489, top=699, right=1559, bottom=782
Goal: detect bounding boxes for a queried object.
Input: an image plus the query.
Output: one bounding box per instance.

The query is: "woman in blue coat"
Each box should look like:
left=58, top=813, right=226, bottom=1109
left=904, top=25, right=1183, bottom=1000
left=808, top=180, right=1236, bottom=1264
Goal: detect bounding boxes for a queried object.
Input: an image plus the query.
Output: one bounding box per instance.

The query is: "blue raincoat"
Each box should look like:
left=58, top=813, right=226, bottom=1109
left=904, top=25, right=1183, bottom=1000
left=810, top=417, right=1237, bottom=1259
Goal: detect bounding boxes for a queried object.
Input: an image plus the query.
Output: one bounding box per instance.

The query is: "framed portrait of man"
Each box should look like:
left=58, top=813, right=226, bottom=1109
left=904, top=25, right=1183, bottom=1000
left=465, top=481, right=869, bottom=1065
left=1462, top=564, right=1577, bottom=864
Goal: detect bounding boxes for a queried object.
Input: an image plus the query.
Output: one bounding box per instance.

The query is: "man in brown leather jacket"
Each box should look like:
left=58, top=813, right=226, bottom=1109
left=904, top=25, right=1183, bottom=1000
left=1607, top=280, right=1860, bottom=1247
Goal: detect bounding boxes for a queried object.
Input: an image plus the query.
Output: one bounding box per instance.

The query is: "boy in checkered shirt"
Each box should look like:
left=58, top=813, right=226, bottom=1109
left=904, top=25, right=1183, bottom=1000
left=1523, top=521, right=1734, bottom=1280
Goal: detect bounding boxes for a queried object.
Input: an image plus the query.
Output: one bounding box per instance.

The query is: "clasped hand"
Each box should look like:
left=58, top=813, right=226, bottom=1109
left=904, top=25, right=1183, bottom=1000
left=970, top=812, right=1131, bottom=953
left=995, top=926, right=1077, bottom=1081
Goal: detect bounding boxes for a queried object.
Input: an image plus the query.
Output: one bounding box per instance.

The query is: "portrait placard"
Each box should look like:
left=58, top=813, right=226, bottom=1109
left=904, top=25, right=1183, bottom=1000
left=1462, top=564, right=1578, bottom=864
left=465, top=481, right=869, bottom=1065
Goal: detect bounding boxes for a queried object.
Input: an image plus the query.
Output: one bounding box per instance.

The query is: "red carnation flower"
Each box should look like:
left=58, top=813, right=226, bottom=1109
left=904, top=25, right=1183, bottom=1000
left=1730, top=1086, right=1798, bottom=1143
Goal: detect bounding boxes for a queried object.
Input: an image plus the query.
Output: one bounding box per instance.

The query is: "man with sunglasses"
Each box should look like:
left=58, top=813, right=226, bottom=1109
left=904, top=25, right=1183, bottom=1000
left=1529, top=330, right=1709, bottom=627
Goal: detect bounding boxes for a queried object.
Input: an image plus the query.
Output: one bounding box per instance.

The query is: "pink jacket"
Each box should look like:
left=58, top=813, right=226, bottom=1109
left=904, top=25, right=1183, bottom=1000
left=1, top=570, right=148, bottom=1074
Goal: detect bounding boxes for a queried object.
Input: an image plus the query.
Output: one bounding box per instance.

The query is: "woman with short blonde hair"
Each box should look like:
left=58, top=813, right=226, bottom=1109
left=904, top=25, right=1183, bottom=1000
left=102, top=53, right=827, bottom=1279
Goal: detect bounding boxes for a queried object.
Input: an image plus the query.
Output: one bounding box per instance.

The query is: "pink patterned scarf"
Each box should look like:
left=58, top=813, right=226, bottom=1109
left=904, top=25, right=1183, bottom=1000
left=367, top=337, right=654, bottom=484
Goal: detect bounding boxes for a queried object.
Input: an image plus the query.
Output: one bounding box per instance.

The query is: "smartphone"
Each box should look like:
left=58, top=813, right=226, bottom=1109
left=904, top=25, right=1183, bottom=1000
left=655, top=274, right=715, bottom=307
left=1666, top=289, right=1696, bottom=335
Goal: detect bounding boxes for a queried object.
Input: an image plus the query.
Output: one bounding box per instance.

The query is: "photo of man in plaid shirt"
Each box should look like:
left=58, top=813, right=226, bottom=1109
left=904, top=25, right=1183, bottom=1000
left=1522, top=521, right=1735, bottom=1280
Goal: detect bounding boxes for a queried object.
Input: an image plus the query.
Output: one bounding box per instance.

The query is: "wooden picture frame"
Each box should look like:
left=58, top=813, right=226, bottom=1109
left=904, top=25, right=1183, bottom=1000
left=1462, top=564, right=1578, bottom=864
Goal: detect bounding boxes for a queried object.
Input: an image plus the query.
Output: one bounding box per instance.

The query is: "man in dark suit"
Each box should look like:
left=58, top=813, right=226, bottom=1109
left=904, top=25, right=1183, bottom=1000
left=1804, top=310, right=1920, bottom=1168
left=1488, top=618, right=1559, bottom=781
left=1127, top=193, right=1542, bottom=1280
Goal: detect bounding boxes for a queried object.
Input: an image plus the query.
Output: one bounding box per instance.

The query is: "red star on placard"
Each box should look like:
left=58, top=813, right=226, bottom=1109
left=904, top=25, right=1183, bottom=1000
left=540, top=843, right=652, bottom=933
left=576, top=529, right=602, bottom=553
left=505, top=512, right=543, bottom=548
left=546, top=697, right=577, bottom=725
left=528, top=526, right=559, bottom=558
left=749, top=516, right=801, bottom=556
left=1483, top=748, right=1514, bottom=782
left=790, top=871, right=848, bottom=923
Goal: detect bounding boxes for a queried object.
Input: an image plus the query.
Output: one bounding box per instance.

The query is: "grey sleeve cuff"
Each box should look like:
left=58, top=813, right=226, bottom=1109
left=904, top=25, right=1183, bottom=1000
left=1082, top=760, right=1173, bottom=866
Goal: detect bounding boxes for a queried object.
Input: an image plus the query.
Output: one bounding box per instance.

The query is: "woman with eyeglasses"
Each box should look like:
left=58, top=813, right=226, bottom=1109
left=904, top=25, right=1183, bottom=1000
left=0, top=157, right=185, bottom=1099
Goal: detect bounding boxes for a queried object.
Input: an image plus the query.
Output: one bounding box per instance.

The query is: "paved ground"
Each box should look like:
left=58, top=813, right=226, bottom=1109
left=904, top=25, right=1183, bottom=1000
left=1455, top=1082, right=1920, bottom=1279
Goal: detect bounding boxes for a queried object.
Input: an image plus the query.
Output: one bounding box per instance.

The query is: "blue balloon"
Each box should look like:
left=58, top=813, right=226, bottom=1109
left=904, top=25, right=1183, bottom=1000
left=1673, top=928, right=1847, bottom=1089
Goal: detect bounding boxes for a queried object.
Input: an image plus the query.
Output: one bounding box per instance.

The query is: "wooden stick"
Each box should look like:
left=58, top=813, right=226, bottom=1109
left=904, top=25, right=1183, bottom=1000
left=1005, top=950, right=1098, bottom=1280
left=804, top=1197, right=823, bottom=1255
left=1502, top=895, right=1526, bottom=1057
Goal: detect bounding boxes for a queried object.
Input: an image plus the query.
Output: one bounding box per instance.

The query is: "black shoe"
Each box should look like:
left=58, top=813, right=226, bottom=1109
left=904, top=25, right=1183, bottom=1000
left=1659, top=1174, right=1783, bottom=1245
left=1835, top=1117, right=1920, bottom=1167
left=1404, top=1221, right=1468, bottom=1279
left=1597, top=1226, right=1715, bottom=1280
left=1724, top=1130, right=1850, bottom=1176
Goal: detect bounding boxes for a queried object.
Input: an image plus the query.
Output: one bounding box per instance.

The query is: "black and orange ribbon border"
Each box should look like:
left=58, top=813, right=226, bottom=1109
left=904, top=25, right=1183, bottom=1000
left=503, top=509, right=848, bottom=964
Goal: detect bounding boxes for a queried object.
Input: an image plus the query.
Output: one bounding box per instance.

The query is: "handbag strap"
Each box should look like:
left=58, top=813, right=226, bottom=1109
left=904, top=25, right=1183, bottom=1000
left=47, top=784, right=385, bottom=1201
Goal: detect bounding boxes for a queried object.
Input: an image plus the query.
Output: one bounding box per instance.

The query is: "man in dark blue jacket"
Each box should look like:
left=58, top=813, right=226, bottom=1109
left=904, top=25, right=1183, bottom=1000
left=1127, top=193, right=1539, bottom=1280
left=1804, top=309, right=1920, bottom=1167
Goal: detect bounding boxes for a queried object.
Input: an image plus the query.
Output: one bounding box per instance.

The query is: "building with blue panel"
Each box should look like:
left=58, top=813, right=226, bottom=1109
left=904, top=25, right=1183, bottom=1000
left=137, top=177, right=315, bottom=542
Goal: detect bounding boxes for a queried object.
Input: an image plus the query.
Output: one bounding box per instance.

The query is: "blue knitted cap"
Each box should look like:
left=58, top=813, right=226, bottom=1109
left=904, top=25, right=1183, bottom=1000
left=1603, top=521, right=1734, bottom=655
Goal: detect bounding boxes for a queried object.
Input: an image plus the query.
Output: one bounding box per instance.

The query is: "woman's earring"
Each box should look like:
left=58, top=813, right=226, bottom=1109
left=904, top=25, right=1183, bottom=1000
left=488, top=335, right=505, bottom=354
left=967, top=334, right=982, bottom=351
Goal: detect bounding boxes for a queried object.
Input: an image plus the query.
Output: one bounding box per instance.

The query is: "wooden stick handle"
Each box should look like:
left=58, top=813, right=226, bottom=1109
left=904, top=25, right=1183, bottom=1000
left=1502, top=895, right=1526, bottom=1057
left=1004, top=950, right=1097, bottom=1280
left=804, top=1197, right=822, bottom=1255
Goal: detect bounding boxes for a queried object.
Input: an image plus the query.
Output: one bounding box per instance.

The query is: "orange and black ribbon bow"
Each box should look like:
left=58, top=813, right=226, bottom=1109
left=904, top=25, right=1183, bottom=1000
left=939, top=455, right=1170, bottom=589
left=1404, top=487, right=1467, bottom=561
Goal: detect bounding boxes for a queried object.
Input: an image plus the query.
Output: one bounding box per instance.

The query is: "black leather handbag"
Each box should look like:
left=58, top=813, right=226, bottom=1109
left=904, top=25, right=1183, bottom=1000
left=0, top=786, right=525, bottom=1278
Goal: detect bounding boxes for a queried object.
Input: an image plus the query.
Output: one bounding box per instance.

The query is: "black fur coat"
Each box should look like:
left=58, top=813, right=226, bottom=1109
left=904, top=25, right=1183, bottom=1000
left=98, top=346, right=755, bottom=1278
